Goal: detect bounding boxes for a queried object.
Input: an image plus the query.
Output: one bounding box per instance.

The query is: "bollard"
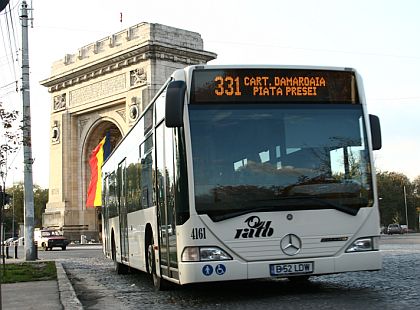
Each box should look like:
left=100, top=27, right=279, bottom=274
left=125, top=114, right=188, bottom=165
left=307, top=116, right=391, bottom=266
left=14, top=244, right=18, bottom=259
left=34, top=241, right=38, bottom=260
left=5, top=244, right=11, bottom=258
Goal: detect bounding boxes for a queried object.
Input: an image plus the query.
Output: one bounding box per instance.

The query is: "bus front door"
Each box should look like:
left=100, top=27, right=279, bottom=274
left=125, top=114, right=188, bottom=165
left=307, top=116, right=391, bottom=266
left=118, top=160, right=129, bottom=263
left=156, top=124, right=179, bottom=280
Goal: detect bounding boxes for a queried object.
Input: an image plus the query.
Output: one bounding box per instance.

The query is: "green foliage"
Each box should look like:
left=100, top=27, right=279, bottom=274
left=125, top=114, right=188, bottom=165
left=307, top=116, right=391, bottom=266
left=3, top=182, right=48, bottom=236
left=377, top=171, right=419, bottom=230
left=1, top=261, right=57, bottom=284
left=0, top=103, right=21, bottom=181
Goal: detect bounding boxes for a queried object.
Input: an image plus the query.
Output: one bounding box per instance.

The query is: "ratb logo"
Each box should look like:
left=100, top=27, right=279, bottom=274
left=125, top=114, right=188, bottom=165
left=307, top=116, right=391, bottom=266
left=234, top=216, right=274, bottom=239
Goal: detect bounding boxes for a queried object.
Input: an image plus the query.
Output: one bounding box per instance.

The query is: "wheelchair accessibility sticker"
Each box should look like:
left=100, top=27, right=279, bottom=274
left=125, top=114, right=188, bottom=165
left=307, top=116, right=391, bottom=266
left=202, top=264, right=226, bottom=276
left=215, top=264, right=226, bottom=275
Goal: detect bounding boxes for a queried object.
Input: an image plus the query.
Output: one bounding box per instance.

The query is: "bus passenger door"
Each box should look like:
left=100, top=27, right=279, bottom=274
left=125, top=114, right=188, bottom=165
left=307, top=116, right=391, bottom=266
left=156, top=124, right=178, bottom=279
left=118, top=160, right=129, bottom=262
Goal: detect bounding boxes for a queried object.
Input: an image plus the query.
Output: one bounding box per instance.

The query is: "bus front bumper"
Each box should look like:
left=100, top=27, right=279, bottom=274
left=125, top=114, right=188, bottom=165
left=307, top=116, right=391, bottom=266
left=178, top=250, right=382, bottom=285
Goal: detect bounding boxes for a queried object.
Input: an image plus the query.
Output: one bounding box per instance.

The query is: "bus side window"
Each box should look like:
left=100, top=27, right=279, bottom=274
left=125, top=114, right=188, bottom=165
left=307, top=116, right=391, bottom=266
left=140, top=135, right=154, bottom=209
left=141, top=187, right=149, bottom=209
left=144, top=105, right=153, bottom=134
left=108, top=172, right=118, bottom=217
left=155, top=87, right=167, bottom=124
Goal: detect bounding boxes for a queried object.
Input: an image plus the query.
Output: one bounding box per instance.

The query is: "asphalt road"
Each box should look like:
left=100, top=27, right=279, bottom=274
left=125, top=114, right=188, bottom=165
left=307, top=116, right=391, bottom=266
left=37, top=234, right=420, bottom=309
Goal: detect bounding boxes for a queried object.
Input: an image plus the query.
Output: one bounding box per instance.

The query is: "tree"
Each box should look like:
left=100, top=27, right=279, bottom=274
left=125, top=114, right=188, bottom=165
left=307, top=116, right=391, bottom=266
left=0, top=103, right=20, bottom=174
left=413, top=176, right=420, bottom=195
left=377, top=171, right=417, bottom=230
left=1, top=102, right=21, bottom=242
left=413, top=176, right=420, bottom=229
left=3, top=182, right=48, bottom=236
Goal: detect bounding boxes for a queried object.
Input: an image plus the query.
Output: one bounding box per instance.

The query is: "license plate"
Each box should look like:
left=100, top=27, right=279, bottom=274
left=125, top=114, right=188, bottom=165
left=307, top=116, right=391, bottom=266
left=270, top=262, right=314, bottom=276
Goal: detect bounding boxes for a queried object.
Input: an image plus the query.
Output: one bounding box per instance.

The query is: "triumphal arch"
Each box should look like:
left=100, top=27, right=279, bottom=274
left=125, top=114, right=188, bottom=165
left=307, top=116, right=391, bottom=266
left=40, top=23, right=216, bottom=241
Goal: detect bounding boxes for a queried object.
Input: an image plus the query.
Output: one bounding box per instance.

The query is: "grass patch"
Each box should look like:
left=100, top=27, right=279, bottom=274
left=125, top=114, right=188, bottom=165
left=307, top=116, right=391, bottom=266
left=0, top=261, right=57, bottom=284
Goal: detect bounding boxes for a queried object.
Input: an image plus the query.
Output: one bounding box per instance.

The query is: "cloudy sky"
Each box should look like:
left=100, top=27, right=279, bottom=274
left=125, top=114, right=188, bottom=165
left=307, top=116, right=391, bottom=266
left=1, top=0, right=419, bottom=188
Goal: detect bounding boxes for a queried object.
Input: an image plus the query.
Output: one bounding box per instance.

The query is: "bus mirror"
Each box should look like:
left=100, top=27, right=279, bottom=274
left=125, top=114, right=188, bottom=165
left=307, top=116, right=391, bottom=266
left=166, top=80, right=186, bottom=127
left=369, top=114, right=382, bottom=150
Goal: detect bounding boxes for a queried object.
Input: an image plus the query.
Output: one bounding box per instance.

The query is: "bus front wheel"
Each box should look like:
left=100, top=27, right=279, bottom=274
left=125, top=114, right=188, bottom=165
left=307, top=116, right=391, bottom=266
left=147, top=240, right=169, bottom=290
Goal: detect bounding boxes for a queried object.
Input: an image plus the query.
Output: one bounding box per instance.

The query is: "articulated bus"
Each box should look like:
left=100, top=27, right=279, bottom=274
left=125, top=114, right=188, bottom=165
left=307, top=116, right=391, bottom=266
left=102, top=65, right=382, bottom=289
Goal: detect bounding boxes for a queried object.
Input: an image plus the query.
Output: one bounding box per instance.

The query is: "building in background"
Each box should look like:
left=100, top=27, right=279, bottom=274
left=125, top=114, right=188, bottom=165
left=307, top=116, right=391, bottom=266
left=40, top=22, right=216, bottom=241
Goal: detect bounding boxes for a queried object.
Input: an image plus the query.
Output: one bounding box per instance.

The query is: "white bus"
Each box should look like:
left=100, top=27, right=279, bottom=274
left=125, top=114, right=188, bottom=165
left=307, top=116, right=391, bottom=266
left=102, top=65, right=382, bottom=290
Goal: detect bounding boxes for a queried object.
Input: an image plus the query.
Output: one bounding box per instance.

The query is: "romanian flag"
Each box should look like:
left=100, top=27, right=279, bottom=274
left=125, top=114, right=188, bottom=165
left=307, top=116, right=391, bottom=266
left=86, top=136, right=109, bottom=207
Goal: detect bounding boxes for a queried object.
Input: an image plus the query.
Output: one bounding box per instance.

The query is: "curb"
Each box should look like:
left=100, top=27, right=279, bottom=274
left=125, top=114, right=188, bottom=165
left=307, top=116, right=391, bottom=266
left=55, top=261, right=84, bottom=310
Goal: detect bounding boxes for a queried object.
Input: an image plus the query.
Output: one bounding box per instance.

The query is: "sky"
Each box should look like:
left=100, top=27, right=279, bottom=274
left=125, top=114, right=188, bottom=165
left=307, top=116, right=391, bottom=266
left=0, top=0, right=420, bottom=189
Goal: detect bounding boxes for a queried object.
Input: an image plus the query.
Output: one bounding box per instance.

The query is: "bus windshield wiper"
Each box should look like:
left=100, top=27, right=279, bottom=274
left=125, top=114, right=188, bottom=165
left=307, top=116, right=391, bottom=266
left=205, top=196, right=358, bottom=222
left=296, top=196, right=359, bottom=216
left=266, top=196, right=359, bottom=216
left=206, top=206, right=283, bottom=222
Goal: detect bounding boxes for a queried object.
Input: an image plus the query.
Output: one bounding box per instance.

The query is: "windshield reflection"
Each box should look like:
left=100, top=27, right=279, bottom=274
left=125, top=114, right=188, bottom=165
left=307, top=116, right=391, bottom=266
left=189, top=104, right=373, bottom=220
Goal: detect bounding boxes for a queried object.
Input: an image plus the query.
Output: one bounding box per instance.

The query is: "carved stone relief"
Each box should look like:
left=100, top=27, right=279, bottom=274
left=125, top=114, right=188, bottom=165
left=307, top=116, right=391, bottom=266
left=51, top=121, right=60, bottom=144
left=130, top=67, right=147, bottom=87
left=53, top=93, right=66, bottom=111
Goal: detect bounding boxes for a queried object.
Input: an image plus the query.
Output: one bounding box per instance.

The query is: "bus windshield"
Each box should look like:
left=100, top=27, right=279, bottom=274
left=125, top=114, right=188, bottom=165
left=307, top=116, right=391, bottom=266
left=189, top=104, right=373, bottom=221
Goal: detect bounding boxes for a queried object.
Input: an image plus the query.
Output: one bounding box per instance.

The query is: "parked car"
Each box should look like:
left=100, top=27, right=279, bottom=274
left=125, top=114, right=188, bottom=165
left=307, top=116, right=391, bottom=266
left=380, top=226, right=387, bottom=234
left=35, top=228, right=69, bottom=251
left=400, top=225, right=408, bottom=234
left=13, top=236, right=24, bottom=246
left=1, top=237, right=17, bottom=246
left=387, top=223, right=403, bottom=235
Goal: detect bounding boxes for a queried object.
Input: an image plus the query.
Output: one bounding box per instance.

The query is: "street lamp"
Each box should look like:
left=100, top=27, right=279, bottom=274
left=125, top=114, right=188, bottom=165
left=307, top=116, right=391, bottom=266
left=403, top=185, right=408, bottom=230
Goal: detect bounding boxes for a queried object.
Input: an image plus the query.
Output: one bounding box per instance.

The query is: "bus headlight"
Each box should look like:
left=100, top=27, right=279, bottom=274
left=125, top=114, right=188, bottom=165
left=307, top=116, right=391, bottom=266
left=181, top=246, right=232, bottom=262
left=346, top=237, right=379, bottom=253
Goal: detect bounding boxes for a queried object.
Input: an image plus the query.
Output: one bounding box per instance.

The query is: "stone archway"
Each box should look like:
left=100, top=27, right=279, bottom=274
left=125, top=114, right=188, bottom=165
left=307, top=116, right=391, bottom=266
left=83, top=120, right=122, bottom=200
left=82, top=120, right=122, bottom=241
left=40, top=22, right=216, bottom=241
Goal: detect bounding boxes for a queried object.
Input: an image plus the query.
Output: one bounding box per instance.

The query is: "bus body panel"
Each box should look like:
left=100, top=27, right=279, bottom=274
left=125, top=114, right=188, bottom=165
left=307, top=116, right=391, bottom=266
left=105, top=207, right=159, bottom=272
left=175, top=205, right=380, bottom=284
left=108, top=216, right=120, bottom=259
left=198, top=208, right=380, bottom=262
left=126, top=207, right=158, bottom=271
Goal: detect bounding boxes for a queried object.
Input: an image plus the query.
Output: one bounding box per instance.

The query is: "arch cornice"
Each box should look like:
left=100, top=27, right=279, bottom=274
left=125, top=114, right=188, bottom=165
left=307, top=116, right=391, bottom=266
left=40, top=42, right=216, bottom=93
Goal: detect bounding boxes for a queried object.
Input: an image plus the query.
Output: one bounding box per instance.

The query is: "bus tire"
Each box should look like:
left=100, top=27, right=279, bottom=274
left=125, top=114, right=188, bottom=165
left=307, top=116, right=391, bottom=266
left=147, top=240, right=169, bottom=291
left=112, top=238, right=128, bottom=275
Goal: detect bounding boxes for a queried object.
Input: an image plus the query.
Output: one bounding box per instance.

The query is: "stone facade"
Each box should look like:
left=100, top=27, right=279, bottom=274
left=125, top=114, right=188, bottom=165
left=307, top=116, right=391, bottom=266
left=40, top=23, right=216, bottom=241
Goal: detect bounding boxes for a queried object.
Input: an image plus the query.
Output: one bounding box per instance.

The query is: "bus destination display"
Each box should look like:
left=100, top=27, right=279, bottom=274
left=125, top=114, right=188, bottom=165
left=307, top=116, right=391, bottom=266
left=191, top=68, right=359, bottom=104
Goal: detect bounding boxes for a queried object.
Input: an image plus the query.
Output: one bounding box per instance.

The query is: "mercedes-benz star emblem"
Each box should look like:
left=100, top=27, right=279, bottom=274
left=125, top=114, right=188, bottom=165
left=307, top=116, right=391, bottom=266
left=280, top=234, right=302, bottom=256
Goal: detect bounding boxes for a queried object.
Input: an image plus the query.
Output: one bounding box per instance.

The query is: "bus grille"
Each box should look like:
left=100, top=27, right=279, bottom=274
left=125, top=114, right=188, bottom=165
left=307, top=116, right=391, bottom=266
left=225, top=235, right=350, bottom=261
